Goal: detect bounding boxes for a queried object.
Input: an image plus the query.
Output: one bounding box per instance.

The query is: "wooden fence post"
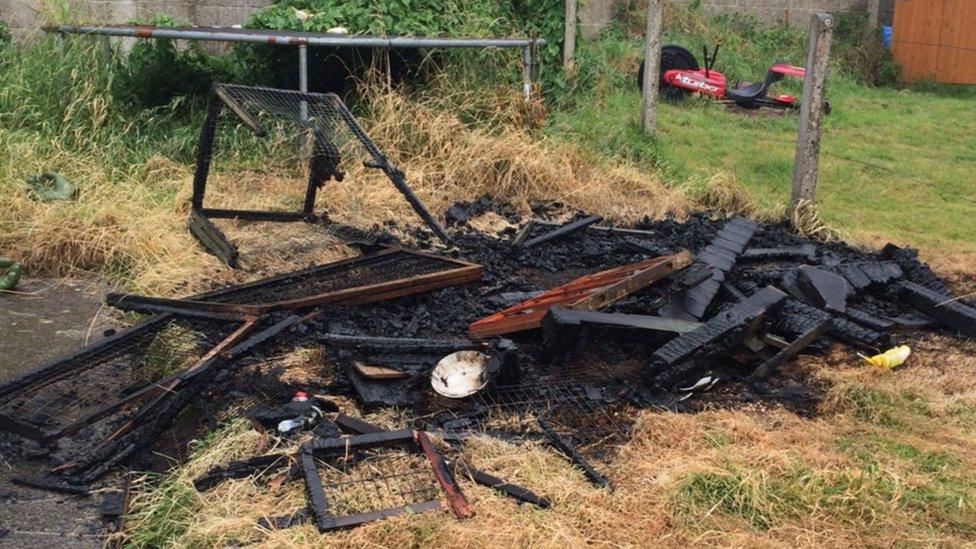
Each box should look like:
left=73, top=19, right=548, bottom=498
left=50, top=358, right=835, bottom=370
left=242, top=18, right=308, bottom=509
left=564, top=0, right=577, bottom=73
left=641, top=0, right=663, bottom=135
left=791, top=13, right=833, bottom=209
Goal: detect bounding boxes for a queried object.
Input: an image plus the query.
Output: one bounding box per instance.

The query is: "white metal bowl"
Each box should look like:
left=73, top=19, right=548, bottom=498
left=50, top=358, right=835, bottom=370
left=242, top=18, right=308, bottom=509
left=430, top=351, right=490, bottom=399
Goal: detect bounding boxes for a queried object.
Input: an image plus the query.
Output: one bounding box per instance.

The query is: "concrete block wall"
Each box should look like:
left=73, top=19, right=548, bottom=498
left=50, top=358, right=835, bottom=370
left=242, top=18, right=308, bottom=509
left=671, top=0, right=867, bottom=27
left=0, top=0, right=273, bottom=35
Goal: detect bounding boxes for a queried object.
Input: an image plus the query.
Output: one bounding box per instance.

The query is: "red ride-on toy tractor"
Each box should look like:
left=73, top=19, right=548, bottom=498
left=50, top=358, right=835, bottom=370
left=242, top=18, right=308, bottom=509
left=638, top=44, right=826, bottom=111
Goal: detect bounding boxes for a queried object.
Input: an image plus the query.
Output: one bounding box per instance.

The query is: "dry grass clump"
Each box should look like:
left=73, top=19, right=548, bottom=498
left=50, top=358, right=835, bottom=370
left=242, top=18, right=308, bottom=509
left=791, top=198, right=839, bottom=241
left=694, top=172, right=759, bottom=219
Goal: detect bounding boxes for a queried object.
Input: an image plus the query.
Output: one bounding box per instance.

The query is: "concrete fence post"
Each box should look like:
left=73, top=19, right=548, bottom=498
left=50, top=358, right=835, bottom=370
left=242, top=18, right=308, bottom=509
left=791, top=13, right=833, bottom=209
left=564, top=0, right=577, bottom=73
left=867, top=0, right=880, bottom=30
left=641, top=0, right=663, bottom=135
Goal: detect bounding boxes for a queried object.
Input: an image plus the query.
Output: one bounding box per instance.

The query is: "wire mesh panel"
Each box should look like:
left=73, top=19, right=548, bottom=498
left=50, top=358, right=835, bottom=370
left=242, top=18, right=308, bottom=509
left=189, top=83, right=450, bottom=255
left=317, top=452, right=441, bottom=516
left=199, top=85, right=377, bottom=212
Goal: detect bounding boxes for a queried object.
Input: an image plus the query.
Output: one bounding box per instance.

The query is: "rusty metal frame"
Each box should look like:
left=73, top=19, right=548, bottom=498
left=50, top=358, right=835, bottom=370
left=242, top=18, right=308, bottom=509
left=108, top=248, right=483, bottom=318
left=469, top=251, right=692, bottom=337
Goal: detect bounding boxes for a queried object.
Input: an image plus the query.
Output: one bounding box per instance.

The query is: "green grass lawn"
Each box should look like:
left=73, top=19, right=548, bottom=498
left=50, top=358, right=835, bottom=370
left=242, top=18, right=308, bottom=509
left=548, top=22, right=976, bottom=255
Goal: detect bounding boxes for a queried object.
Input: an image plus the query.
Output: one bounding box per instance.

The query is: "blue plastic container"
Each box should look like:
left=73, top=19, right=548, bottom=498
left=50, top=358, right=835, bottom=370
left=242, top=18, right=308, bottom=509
left=882, top=26, right=893, bottom=49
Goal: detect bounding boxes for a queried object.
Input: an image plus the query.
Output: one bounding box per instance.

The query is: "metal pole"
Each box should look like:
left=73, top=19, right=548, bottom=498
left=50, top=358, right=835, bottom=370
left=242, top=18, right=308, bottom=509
left=45, top=25, right=543, bottom=49
left=298, top=44, right=309, bottom=123
left=563, top=0, right=577, bottom=73
left=521, top=45, right=532, bottom=101
left=640, top=0, right=662, bottom=135
left=791, top=14, right=833, bottom=209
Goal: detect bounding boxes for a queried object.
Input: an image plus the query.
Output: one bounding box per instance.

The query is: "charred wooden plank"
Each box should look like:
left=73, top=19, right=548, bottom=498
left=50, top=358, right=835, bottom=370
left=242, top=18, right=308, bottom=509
left=299, top=451, right=336, bottom=532
left=194, top=454, right=289, bottom=491
left=450, top=461, right=551, bottom=508
left=647, top=286, right=787, bottom=388
left=519, top=215, right=603, bottom=248
left=843, top=306, right=895, bottom=332
left=305, top=429, right=414, bottom=454
left=541, top=307, right=701, bottom=362
left=748, top=321, right=831, bottom=383
left=106, top=293, right=256, bottom=321
left=661, top=217, right=760, bottom=321
left=741, top=245, right=816, bottom=262
left=334, top=413, right=385, bottom=435
left=899, top=282, right=976, bottom=337
left=188, top=209, right=238, bottom=268
left=225, top=314, right=306, bottom=358
left=470, top=252, right=691, bottom=337
left=538, top=419, right=609, bottom=489
left=11, top=475, right=90, bottom=496
left=320, top=333, right=482, bottom=354
left=415, top=431, right=475, bottom=519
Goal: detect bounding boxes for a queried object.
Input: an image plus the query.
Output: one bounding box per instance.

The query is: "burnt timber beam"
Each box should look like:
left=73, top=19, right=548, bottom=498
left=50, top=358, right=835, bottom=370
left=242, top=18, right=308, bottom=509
left=194, top=453, right=289, bottom=491
left=519, top=215, right=602, bottom=248
left=899, top=282, right=976, bottom=337
left=304, top=429, right=415, bottom=455
left=188, top=209, right=238, bottom=268
left=197, top=208, right=308, bottom=223
left=741, top=245, right=816, bottom=262
left=450, top=461, right=551, bottom=509
left=538, top=419, right=610, bottom=489
left=541, top=307, right=702, bottom=361
left=647, top=286, right=788, bottom=388
left=662, top=216, right=760, bottom=321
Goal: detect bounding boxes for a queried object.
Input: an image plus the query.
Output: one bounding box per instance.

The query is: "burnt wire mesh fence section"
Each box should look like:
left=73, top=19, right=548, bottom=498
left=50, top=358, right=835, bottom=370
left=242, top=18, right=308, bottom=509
left=146, top=361, right=299, bottom=471
left=466, top=376, right=635, bottom=464
left=0, top=316, right=232, bottom=438
left=315, top=453, right=441, bottom=517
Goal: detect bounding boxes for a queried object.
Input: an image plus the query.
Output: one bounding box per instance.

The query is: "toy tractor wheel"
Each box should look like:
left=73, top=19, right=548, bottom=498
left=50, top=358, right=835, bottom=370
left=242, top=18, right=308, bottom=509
left=637, top=44, right=700, bottom=102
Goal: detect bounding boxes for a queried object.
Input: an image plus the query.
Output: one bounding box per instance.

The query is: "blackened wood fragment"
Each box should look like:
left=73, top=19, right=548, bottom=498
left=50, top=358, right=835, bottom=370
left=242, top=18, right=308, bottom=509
left=538, top=419, right=610, bottom=489
left=899, top=282, right=976, bottom=337
left=520, top=215, right=602, bottom=248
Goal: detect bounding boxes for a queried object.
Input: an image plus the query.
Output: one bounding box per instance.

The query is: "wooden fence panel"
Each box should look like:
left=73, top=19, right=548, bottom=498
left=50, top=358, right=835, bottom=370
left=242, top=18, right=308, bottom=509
left=892, top=0, right=976, bottom=84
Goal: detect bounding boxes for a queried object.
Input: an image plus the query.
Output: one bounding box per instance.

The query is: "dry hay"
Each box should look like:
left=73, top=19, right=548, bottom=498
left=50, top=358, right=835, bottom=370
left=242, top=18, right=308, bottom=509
left=0, top=88, right=688, bottom=296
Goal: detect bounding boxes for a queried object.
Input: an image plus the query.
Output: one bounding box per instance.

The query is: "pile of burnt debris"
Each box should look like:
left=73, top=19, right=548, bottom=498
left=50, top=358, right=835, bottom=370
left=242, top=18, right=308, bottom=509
left=3, top=200, right=975, bottom=536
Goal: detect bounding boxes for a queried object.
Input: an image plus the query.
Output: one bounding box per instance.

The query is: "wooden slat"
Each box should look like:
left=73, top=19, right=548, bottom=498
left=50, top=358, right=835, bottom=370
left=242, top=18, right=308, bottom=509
left=469, top=252, right=689, bottom=337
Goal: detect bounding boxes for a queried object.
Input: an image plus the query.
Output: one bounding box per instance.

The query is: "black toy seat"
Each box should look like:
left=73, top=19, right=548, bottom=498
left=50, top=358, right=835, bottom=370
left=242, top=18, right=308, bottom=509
left=725, top=70, right=785, bottom=105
